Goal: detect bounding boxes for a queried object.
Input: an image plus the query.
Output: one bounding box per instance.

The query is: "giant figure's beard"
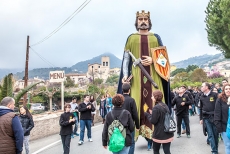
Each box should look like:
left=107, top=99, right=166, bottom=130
left=138, top=23, right=149, bottom=30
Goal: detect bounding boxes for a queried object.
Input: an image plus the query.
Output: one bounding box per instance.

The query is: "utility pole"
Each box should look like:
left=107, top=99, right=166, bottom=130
left=23, top=36, right=29, bottom=106
left=92, top=66, right=94, bottom=84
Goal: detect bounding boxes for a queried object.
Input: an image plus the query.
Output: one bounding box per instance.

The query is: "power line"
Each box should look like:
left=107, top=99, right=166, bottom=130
left=30, top=47, right=56, bottom=68
left=31, top=0, right=91, bottom=46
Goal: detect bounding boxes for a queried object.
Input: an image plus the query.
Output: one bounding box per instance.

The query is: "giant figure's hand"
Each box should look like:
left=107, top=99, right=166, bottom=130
left=141, top=56, right=153, bottom=66
left=122, top=76, right=130, bottom=83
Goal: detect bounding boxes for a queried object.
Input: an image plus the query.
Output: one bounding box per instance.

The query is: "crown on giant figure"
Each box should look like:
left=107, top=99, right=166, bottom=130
left=136, top=10, right=150, bottom=18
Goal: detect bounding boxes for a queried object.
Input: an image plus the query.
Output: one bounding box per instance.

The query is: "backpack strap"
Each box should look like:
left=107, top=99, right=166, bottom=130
left=110, top=109, right=125, bottom=120
left=158, top=103, right=169, bottom=113
left=118, top=110, right=125, bottom=120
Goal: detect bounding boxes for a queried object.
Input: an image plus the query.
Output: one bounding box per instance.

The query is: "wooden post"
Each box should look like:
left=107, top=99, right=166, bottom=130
left=23, top=36, right=29, bottom=106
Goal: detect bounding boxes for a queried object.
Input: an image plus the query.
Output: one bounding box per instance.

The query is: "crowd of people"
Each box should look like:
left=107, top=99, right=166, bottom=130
left=169, top=79, right=230, bottom=154
left=1, top=79, right=230, bottom=154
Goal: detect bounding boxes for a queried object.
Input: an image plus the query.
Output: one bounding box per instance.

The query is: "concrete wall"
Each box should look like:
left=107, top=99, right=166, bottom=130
left=30, top=110, right=102, bottom=141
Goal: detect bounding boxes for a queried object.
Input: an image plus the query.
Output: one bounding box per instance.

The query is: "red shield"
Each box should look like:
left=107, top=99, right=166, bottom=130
left=151, top=46, right=170, bottom=82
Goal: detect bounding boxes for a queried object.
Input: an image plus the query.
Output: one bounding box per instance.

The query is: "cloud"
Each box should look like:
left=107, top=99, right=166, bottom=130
left=0, top=0, right=220, bottom=69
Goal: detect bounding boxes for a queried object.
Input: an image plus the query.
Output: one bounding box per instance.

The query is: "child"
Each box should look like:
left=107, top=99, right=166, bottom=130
left=59, top=103, right=75, bottom=154
left=19, top=106, right=34, bottom=154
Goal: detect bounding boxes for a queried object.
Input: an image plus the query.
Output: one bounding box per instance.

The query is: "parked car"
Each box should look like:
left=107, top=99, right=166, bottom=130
left=52, top=103, right=59, bottom=111
left=30, top=103, right=45, bottom=111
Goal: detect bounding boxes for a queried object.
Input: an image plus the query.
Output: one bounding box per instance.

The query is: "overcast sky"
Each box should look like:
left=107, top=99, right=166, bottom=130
left=0, top=0, right=219, bottom=69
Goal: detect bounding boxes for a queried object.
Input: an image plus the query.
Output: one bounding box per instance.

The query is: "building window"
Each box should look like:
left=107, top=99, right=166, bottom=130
left=106, top=62, right=108, bottom=66
left=98, top=66, right=100, bottom=68
left=103, top=62, right=105, bottom=66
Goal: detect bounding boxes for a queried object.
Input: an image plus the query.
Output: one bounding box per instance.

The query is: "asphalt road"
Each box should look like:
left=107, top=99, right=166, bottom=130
left=28, top=115, right=225, bottom=154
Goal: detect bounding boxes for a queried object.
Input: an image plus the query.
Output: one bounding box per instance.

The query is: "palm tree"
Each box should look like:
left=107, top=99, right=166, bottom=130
left=14, top=81, right=44, bottom=106
left=0, top=73, right=44, bottom=107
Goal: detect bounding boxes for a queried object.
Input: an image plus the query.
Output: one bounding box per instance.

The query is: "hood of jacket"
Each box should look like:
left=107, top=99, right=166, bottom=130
left=0, top=106, right=14, bottom=117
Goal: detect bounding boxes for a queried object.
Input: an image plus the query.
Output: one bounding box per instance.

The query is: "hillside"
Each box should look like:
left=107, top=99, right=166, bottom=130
left=1, top=52, right=229, bottom=80
left=71, top=52, right=122, bottom=72
left=171, top=53, right=226, bottom=68
left=11, top=53, right=122, bottom=80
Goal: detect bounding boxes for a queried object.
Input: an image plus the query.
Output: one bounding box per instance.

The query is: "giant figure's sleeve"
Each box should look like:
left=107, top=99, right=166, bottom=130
left=122, top=52, right=130, bottom=77
left=117, top=34, right=133, bottom=94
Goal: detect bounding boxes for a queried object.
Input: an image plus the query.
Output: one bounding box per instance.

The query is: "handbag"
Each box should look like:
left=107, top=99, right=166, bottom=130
left=226, top=107, right=230, bottom=139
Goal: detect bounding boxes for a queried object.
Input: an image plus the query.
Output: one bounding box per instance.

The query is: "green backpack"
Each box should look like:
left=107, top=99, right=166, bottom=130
left=108, top=110, right=126, bottom=152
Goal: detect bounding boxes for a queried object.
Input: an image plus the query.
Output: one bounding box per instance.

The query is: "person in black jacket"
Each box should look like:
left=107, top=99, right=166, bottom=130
left=102, top=94, right=134, bottom=154
left=214, top=84, right=230, bottom=154
left=145, top=90, right=174, bottom=154
left=200, top=82, right=218, bottom=154
left=59, top=103, right=75, bottom=154
left=19, top=105, right=34, bottom=154
left=122, top=83, right=140, bottom=153
left=172, top=85, right=192, bottom=138
left=78, top=94, right=95, bottom=145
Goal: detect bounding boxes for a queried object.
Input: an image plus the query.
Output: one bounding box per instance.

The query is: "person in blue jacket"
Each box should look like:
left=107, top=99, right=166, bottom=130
left=106, top=93, right=113, bottom=113
left=0, top=97, right=24, bottom=154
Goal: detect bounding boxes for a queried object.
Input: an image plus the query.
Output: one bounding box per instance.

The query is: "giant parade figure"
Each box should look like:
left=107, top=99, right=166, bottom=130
left=117, top=10, right=171, bottom=140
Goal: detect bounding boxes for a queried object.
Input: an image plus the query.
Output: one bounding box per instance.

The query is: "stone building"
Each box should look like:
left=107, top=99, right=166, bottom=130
left=87, top=56, right=111, bottom=81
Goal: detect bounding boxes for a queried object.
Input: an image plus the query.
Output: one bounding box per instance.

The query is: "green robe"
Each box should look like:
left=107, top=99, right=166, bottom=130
left=124, top=32, right=165, bottom=140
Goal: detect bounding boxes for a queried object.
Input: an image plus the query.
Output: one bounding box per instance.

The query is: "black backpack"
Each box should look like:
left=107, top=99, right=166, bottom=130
left=159, top=103, right=176, bottom=133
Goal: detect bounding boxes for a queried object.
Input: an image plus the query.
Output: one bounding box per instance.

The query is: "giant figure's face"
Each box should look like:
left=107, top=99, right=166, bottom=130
left=137, top=16, right=149, bottom=30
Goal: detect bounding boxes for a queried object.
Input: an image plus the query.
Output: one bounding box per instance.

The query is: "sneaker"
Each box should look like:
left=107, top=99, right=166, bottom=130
left=177, top=134, right=181, bottom=138
left=181, top=130, right=186, bottom=134
left=74, top=133, right=79, bottom=136
left=71, top=135, right=74, bottom=138
left=88, top=138, right=93, bottom=142
left=187, top=135, right=191, bottom=138
left=78, top=140, right=83, bottom=145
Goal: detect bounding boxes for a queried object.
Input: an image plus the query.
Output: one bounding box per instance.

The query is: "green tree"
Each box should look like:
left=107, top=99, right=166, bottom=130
left=173, top=72, right=189, bottom=82
left=0, top=73, right=44, bottom=106
left=190, top=68, right=208, bottom=82
left=94, top=78, right=103, bottom=85
left=106, top=74, right=119, bottom=84
left=87, top=84, right=100, bottom=94
left=171, top=68, right=186, bottom=77
left=14, top=81, right=44, bottom=106
left=205, top=0, right=230, bottom=58
left=0, top=74, right=13, bottom=99
left=186, top=65, right=199, bottom=73
left=1, top=75, right=8, bottom=99
left=31, top=95, right=47, bottom=103
left=64, top=76, right=75, bottom=87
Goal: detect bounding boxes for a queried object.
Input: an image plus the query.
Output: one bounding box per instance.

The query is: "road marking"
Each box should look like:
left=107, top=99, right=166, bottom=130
left=32, top=140, right=61, bottom=154
left=31, top=124, right=103, bottom=154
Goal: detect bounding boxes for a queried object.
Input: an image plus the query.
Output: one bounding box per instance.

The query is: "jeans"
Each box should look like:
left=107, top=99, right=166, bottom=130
left=196, top=107, right=200, bottom=115
left=171, top=108, right=175, bottom=119
left=80, top=119, right=92, bottom=141
left=128, top=131, right=135, bottom=154
left=192, top=104, right=196, bottom=114
left=107, top=107, right=112, bottom=113
left=222, top=132, right=230, bottom=154
left=204, top=118, right=218, bottom=153
left=113, top=146, right=130, bottom=154
left=182, top=119, right=186, bottom=130
left=152, top=141, right=171, bottom=154
left=61, top=134, right=71, bottom=154
left=177, top=114, right=190, bottom=135
left=72, top=117, right=78, bottom=135
left=23, top=135, right=30, bottom=154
